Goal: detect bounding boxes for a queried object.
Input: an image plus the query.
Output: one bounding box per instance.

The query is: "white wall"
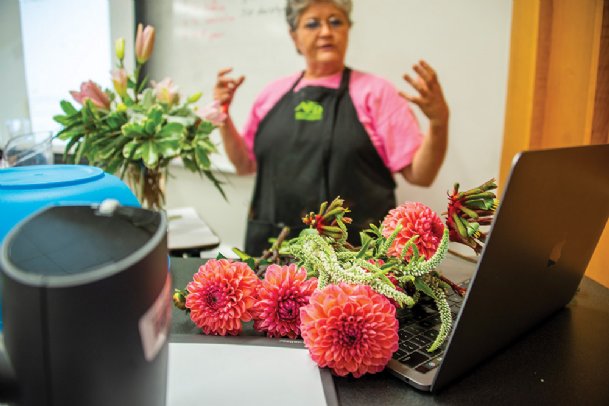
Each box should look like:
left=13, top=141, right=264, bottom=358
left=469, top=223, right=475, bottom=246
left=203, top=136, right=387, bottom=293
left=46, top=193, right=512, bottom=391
left=1, top=0, right=134, bottom=143
left=348, top=1, right=513, bottom=218
left=166, top=1, right=514, bottom=250
left=0, top=0, right=30, bottom=145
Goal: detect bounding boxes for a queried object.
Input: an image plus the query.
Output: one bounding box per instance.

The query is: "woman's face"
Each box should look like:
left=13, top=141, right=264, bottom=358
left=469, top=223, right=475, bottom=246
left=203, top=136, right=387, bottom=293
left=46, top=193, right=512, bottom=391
left=290, top=2, right=350, bottom=73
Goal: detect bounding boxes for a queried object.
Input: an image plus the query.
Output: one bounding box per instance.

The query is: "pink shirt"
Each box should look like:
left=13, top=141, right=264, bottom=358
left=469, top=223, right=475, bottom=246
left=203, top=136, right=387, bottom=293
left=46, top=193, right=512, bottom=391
left=242, top=69, right=423, bottom=173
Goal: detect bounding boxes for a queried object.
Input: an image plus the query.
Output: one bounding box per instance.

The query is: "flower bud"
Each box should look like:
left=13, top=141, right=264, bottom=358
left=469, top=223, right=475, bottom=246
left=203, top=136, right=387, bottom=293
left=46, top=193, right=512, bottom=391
left=69, top=80, right=111, bottom=110
left=172, top=290, right=187, bottom=310
left=115, top=37, right=125, bottom=61
left=187, top=92, right=202, bottom=103
left=135, top=23, right=156, bottom=64
left=446, top=179, right=497, bottom=254
left=151, top=77, right=180, bottom=107
left=111, top=68, right=128, bottom=98
left=196, top=100, right=227, bottom=126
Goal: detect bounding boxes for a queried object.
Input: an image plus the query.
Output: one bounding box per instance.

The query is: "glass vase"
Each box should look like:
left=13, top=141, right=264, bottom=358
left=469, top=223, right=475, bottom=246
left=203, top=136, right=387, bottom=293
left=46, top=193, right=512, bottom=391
left=125, top=164, right=166, bottom=210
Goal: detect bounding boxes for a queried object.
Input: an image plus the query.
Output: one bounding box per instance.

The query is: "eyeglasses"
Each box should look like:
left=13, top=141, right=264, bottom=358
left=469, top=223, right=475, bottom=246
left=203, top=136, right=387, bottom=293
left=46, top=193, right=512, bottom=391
left=300, top=16, right=347, bottom=31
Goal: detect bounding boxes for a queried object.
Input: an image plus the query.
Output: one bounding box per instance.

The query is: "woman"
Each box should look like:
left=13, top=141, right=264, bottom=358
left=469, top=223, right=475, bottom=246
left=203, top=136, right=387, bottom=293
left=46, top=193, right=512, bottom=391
left=214, top=0, right=449, bottom=255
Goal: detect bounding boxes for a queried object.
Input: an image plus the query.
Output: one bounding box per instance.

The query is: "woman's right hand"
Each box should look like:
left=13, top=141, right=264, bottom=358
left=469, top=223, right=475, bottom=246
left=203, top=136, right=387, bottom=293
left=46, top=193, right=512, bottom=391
left=214, top=67, right=245, bottom=114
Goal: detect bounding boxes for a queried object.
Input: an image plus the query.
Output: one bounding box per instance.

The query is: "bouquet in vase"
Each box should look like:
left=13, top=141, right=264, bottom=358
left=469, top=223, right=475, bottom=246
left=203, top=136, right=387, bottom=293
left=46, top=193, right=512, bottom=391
left=53, top=24, right=226, bottom=209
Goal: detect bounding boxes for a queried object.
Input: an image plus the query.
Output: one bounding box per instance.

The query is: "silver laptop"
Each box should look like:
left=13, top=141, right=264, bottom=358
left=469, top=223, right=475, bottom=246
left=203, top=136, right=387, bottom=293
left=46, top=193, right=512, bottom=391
left=387, top=144, right=609, bottom=391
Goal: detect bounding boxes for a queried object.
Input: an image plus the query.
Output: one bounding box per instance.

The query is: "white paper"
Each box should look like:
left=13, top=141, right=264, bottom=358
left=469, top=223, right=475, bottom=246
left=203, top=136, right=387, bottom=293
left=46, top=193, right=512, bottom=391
left=167, top=341, right=330, bottom=406
left=167, top=207, right=220, bottom=250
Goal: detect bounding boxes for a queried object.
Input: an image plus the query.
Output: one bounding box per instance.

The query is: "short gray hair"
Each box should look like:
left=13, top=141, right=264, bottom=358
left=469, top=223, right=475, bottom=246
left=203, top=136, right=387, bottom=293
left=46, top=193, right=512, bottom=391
left=286, top=0, right=353, bottom=31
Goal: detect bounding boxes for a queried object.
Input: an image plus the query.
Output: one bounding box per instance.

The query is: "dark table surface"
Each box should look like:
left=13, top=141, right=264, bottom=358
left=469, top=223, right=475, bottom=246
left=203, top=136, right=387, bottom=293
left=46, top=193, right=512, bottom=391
left=170, top=255, right=609, bottom=405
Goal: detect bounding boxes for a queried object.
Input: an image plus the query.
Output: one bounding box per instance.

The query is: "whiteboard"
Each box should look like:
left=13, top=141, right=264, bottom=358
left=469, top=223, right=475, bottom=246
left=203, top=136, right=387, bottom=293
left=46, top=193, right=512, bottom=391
left=143, top=0, right=512, bottom=192
left=144, top=0, right=302, bottom=172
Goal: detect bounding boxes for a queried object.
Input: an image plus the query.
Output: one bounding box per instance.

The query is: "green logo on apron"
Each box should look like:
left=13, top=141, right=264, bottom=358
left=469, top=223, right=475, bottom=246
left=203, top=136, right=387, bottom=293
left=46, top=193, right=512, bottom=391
left=294, top=100, right=324, bottom=121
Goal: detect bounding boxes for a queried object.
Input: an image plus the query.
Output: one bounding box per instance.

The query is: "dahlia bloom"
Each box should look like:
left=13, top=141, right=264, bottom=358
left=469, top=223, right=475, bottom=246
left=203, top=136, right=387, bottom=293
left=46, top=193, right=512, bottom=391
left=185, top=259, right=260, bottom=336
left=381, top=201, right=445, bottom=260
left=253, top=264, right=318, bottom=339
left=300, top=283, right=399, bottom=378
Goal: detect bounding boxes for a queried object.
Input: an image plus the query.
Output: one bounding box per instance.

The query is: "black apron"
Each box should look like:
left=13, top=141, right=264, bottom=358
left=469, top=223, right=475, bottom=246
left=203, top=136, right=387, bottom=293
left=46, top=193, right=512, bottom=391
left=245, top=68, right=397, bottom=255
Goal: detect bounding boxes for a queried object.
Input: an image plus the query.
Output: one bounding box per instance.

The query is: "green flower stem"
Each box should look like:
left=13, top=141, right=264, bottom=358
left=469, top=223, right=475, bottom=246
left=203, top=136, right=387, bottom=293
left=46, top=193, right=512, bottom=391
left=317, top=201, right=328, bottom=216
left=379, top=223, right=402, bottom=256
left=463, top=191, right=496, bottom=201
left=427, top=284, right=452, bottom=352
left=400, top=235, right=420, bottom=260
left=458, top=205, right=479, bottom=219
left=452, top=213, right=468, bottom=239
left=323, top=207, right=345, bottom=219
left=291, top=234, right=415, bottom=307
left=133, top=64, right=142, bottom=102
left=406, top=228, right=449, bottom=277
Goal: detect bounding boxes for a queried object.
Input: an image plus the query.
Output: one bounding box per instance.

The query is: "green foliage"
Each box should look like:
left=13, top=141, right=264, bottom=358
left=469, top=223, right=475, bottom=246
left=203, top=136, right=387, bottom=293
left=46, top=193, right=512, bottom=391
left=53, top=28, right=225, bottom=206
left=53, top=96, right=223, bottom=199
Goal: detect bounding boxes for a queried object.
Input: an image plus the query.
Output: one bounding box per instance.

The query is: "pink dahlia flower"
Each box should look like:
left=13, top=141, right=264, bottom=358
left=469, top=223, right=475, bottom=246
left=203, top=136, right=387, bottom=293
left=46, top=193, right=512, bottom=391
left=381, top=201, right=445, bottom=260
left=253, top=264, right=318, bottom=339
left=185, top=259, right=260, bottom=336
left=300, top=283, right=399, bottom=378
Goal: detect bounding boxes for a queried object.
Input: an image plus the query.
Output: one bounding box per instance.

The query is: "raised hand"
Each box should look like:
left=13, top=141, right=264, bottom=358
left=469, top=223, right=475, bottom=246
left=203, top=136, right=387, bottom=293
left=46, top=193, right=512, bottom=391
left=400, top=60, right=449, bottom=127
left=214, top=67, right=245, bottom=113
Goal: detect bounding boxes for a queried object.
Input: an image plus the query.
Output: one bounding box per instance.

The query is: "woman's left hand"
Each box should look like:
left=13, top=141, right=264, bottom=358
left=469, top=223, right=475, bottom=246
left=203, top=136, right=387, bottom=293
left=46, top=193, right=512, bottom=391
left=400, top=60, right=449, bottom=127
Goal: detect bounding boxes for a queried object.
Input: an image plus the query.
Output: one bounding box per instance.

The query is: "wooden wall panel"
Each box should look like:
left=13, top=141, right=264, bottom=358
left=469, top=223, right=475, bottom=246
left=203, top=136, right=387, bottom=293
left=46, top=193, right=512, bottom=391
left=500, top=0, right=544, bottom=190
left=585, top=0, right=609, bottom=288
left=500, top=0, right=608, bottom=287
left=538, top=0, right=601, bottom=148
left=589, top=0, right=609, bottom=145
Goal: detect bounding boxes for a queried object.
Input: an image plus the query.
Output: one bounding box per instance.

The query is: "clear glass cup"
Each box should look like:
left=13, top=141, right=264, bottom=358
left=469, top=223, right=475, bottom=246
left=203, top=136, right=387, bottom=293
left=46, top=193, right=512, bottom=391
left=4, top=117, right=32, bottom=138
left=4, top=131, right=54, bottom=167
left=2, top=118, right=33, bottom=168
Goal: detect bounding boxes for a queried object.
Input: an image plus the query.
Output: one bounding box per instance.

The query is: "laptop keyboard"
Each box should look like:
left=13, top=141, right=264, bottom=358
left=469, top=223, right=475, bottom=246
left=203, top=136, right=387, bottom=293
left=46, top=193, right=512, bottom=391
left=392, top=281, right=468, bottom=374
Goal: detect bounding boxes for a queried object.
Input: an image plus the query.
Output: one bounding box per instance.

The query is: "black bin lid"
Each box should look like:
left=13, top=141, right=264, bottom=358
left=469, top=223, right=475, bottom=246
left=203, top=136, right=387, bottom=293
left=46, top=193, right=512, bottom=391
left=0, top=203, right=166, bottom=287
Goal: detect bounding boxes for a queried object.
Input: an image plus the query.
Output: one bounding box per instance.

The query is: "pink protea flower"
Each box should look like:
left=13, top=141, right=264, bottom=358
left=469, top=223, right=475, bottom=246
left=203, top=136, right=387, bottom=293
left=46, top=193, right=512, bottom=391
left=300, top=283, right=399, bottom=378
left=381, top=201, right=445, bottom=260
left=253, top=264, right=318, bottom=339
left=185, top=259, right=260, bottom=336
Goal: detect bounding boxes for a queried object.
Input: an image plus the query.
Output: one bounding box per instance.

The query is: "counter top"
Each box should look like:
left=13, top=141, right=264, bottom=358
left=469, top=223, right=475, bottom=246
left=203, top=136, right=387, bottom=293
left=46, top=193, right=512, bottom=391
left=170, top=256, right=609, bottom=405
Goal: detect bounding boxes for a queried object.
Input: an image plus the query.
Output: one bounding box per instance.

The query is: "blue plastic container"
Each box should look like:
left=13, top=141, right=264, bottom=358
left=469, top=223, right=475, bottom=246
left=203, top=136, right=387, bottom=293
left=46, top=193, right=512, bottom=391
left=0, top=165, right=140, bottom=330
